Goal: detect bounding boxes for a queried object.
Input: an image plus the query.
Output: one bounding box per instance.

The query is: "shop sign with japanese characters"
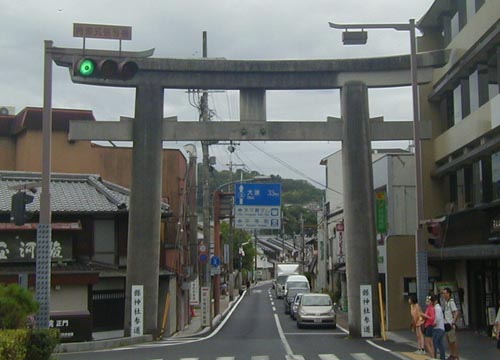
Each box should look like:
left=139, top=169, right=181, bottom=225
left=201, top=286, right=210, bottom=327
left=360, top=284, right=373, bottom=337
left=0, top=234, right=72, bottom=262
left=131, top=285, right=144, bottom=337
left=189, top=277, right=200, bottom=306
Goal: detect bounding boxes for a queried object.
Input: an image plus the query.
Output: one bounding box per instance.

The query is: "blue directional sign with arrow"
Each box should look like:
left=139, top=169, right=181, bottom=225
left=234, top=183, right=281, bottom=230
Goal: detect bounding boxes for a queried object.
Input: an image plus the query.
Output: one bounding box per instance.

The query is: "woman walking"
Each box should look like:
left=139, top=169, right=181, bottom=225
left=420, top=295, right=436, bottom=358
left=409, top=295, right=425, bottom=354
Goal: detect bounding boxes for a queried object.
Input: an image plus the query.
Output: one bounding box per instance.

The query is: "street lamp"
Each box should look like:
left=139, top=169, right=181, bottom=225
left=329, top=20, right=427, bottom=307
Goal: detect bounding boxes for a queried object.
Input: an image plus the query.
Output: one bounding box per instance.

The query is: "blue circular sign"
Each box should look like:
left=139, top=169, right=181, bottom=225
left=199, top=253, right=209, bottom=264
left=210, top=255, right=221, bottom=267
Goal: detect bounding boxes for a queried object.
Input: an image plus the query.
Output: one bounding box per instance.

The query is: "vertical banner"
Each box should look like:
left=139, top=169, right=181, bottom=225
left=360, top=284, right=373, bottom=337
left=375, top=192, right=387, bottom=234
left=189, top=277, right=200, bottom=306
left=131, top=285, right=144, bottom=337
left=201, top=286, right=211, bottom=327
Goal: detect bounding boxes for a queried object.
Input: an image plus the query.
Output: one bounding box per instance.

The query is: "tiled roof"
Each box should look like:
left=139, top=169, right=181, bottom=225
left=0, top=171, right=170, bottom=215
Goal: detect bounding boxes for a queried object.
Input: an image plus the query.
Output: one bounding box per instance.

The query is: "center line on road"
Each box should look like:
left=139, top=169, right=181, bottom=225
left=273, top=306, right=276, bottom=311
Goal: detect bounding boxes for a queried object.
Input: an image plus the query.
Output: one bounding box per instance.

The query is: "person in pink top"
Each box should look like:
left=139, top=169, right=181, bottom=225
left=421, top=295, right=436, bottom=358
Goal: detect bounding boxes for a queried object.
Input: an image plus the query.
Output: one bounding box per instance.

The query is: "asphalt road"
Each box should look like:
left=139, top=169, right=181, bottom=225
left=54, top=282, right=408, bottom=360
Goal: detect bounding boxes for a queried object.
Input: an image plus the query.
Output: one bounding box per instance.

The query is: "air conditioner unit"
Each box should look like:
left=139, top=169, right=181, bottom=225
left=0, top=106, right=15, bottom=116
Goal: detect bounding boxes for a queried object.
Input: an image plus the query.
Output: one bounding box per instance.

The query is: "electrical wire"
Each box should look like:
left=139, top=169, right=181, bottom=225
left=248, top=142, right=343, bottom=196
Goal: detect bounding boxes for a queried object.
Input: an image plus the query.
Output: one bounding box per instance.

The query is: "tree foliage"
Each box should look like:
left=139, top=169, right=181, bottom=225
left=282, top=205, right=318, bottom=236
left=0, top=284, right=39, bottom=329
left=220, top=221, right=255, bottom=271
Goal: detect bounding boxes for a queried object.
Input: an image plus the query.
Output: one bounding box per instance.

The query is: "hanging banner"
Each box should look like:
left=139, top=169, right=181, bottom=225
left=375, top=192, right=387, bottom=234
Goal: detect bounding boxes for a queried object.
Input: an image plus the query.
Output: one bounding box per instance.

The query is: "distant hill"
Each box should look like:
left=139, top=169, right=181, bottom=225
left=196, top=166, right=324, bottom=209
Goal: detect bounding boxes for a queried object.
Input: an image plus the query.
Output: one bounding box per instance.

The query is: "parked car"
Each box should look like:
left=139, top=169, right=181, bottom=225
left=285, top=287, right=310, bottom=314
left=296, top=293, right=336, bottom=328
left=290, top=293, right=304, bottom=320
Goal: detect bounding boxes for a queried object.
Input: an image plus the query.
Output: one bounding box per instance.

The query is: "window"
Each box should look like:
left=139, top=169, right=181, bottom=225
left=453, top=85, right=463, bottom=124
left=492, top=151, right=500, bottom=200
left=469, top=70, right=480, bottom=112
left=94, top=220, right=116, bottom=264
left=472, top=160, right=483, bottom=205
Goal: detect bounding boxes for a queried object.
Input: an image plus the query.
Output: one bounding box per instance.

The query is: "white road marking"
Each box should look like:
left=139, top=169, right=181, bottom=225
left=366, top=340, right=392, bottom=352
left=284, top=332, right=346, bottom=336
left=251, top=356, right=269, bottom=360
left=273, top=313, right=294, bottom=357
left=351, top=354, right=374, bottom=360
left=217, top=357, right=235, bottom=360
left=273, top=307, right=276, bottom=311
left=319, top=354, right=341, bottom=360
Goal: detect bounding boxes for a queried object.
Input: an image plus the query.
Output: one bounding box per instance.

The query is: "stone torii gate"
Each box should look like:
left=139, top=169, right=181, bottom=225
left=51, top=44, right=447, bottom=337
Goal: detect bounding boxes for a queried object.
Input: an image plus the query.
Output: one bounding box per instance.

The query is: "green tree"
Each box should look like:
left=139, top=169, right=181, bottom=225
left=220, top=221, right=255, bottom=272
left=282, top=205, right=317, bottom=236
left=0, top=284, right=39, bottom=329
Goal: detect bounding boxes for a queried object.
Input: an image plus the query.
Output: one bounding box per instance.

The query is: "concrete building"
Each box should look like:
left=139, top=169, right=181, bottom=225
left=0, top=107, right=197, bottom=337
left=320, top=0, right=499, bottom=333
left=320, top=149, right=424, bottom=329
left=417, top=0, right=500, bottom=334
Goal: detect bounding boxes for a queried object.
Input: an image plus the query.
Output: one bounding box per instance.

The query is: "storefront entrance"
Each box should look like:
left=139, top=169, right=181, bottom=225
left=469, top=260, right=500, bottom=335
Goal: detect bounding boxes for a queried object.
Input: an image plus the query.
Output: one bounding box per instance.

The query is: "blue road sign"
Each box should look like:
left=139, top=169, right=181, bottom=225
left=235, top=183, right=281, bottom=206
left=199, top=253, right=209, bottom=264
left=210, top=255, right=221, bottom=267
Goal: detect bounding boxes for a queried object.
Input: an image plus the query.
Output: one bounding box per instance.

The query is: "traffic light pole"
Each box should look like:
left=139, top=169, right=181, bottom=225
left=35, top=40, right=54, bottom=329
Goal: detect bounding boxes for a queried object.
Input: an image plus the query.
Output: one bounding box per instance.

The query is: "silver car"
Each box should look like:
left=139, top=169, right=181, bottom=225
left=290, top=293, right=304, bottom=320
left=296, top=293, right=336, bottom=328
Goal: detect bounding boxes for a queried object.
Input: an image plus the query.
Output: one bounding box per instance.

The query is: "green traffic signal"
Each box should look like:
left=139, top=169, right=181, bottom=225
left=78, top=59, right=96, bottom=77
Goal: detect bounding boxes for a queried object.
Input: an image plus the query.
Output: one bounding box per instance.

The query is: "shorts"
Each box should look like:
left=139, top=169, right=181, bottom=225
left=445, top=327, right=457, bottom=343
left=424, top=326, right=433, bottom=337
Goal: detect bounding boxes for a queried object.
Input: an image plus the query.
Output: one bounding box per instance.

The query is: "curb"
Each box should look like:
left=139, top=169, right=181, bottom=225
left=55, top=334, right=153, bottom=353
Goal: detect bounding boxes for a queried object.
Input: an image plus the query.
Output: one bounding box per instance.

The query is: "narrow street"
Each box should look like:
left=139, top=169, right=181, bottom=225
left=55, top=282, right=411, bottom=360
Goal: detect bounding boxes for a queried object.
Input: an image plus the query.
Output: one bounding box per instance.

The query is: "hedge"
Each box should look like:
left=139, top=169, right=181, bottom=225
left=0, top=329, right=59, bottom=360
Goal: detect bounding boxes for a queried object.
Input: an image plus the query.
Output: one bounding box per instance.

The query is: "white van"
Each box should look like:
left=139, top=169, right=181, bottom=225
left=284, top=275, right=310, bottom=296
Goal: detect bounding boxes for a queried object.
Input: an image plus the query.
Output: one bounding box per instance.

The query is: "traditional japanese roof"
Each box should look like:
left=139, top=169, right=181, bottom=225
left=0, top=171, right=171, bottom=215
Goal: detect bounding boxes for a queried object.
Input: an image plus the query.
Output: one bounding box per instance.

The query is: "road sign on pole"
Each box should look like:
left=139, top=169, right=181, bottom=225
left=234, top=183, right=281, bottom=230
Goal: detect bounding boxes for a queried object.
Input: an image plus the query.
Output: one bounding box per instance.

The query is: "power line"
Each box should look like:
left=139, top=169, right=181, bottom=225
left=248, top=142, right=343, bottom=196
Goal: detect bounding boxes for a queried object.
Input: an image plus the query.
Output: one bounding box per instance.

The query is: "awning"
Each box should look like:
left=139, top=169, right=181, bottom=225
left=428, top=245, right=500, bottom=260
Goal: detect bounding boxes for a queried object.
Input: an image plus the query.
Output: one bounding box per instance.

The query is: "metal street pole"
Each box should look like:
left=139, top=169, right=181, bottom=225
left=329, top=19, right=428, bottom=306
left=36, top=40, right=53, bottom=329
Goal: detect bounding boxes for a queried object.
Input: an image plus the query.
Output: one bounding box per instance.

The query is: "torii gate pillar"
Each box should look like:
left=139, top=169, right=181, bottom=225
left=342, top=81, right=381, bottom=338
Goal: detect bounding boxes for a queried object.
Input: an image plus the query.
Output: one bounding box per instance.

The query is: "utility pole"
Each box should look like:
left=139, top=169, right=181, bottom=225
left=301, top=213, right=305, bottom=272
left=200, top=31, right=212, bottom=327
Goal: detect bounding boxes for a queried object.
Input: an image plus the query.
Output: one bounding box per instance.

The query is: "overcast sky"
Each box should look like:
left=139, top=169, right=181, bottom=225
left=1, top=0, right=435, bottom=188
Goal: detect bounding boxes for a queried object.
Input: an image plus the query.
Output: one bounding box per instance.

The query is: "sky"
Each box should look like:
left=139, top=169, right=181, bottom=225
left=1, top=0, right=435, bottom=188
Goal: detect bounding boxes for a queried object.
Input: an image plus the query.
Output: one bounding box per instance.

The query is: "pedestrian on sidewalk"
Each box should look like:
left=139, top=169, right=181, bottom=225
left=420, top=295, right=436, bottom=359
left=409, top=294, right=425, bottom=355
left=432, top=294, right=446, bottom=360
left=442, top=287, right=460, bottom=359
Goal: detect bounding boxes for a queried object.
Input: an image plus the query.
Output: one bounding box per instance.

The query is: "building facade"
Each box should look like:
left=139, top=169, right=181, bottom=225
left=418, top=0, right=500, bottom=334
left=0, top=107, right=197, bottom=337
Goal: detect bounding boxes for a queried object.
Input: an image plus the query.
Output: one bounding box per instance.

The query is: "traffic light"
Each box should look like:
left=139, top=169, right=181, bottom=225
left=74, top=58, right=139, bottom=80
left=427, top=222, right=443, bottom=248
left=10, top=191, right=34, bottom=226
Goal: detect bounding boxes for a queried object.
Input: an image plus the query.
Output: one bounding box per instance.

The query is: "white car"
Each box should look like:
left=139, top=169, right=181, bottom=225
left=296, top=293, right=336, bottom=328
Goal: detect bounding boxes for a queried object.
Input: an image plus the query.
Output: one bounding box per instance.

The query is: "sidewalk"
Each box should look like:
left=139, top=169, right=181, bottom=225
left=336, top=310, right=499, bottom=359
left=173, top=287, right=241, bottom=338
